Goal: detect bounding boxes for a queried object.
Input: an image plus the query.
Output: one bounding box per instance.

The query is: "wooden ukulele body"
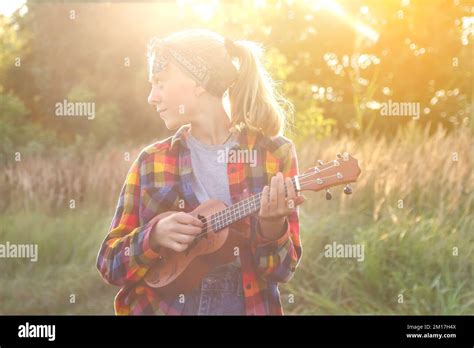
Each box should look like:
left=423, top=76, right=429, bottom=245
left=144, top=199, right=247, bottom=297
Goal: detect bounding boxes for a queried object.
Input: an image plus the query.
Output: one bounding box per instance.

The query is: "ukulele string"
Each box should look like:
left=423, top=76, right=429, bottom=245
left=197, top=175, right=336, bottom=235
left=197, top=164, right=340, bottom=233
left=196, top=164, right=342, bottom=235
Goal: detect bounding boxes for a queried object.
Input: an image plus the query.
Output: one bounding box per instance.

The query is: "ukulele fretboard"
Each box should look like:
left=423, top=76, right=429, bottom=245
left=208, top=177, right=297, bottom=232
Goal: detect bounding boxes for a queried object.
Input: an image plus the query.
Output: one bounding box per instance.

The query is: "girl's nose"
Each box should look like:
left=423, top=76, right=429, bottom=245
left=147, top=86, right=161, bottom=105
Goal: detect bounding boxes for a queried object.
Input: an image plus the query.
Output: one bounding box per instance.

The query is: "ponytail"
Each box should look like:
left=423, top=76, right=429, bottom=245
left=228, top=40, right=294, bottom=137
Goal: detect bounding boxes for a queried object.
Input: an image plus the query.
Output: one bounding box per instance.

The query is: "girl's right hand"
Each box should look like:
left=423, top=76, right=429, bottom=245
left=151, top=212, right=204, bottom=252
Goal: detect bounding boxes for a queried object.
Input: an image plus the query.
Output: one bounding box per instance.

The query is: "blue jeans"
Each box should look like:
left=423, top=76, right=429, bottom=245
left=180, top=262, right=246, bottom=315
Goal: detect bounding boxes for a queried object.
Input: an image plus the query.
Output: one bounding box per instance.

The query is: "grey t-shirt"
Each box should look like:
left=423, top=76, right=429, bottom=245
left=186, top=132, right=237, bottom=206
left=185, top=131, right=241, bottom=267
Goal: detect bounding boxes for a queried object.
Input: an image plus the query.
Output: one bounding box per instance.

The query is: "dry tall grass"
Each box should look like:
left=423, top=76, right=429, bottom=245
left=3, top=123, right=471, bottom=217
left=297, top=123, right=473, bottom=221
left=1, top=147, right=141, bottom=213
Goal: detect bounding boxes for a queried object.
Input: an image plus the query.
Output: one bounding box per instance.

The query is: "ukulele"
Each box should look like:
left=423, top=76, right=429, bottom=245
left=144, top=152, right=361, bottom=296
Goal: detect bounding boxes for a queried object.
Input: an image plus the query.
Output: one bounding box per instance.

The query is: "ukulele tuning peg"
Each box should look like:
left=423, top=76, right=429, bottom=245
left=343, top=184, right=352, bottom=195
left=318, top=160, right=324, bottom=166
left=325, top=189, right=332, bottom=200
left=337, top=153, right=342, bottom=159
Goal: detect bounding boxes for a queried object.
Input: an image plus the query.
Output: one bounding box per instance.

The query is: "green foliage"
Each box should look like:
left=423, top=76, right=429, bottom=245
left=60, top=84, right=121, bottom=147
left=1, top=1, right=472, bottom=149
left=0, top=15, right=29, bottom=83
left=91, top=103, right=121, bottom=147
left=0, top=92, right=56, bottom=164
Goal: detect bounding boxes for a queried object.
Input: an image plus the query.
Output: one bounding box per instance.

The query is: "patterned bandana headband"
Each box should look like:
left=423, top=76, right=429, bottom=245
left=148, top=36, right=240, bottom=98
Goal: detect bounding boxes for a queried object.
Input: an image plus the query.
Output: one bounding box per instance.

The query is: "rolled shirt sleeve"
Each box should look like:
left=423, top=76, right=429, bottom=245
left=251, top=141, right=303, bottom=283
left=96, top=156, right=163, bottom=286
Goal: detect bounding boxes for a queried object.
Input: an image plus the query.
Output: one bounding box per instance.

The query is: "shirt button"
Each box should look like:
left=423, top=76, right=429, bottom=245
left=246, top=283, right=252, bottom=289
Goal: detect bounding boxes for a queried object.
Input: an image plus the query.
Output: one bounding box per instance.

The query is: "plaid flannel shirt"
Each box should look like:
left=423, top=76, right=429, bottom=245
left=96, top=124, right=303, bottom=315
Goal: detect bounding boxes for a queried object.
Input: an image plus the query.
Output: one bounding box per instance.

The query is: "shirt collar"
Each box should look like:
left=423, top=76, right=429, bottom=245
left=170, top=123, right=254, bottom=151
left=170, top=124, right=191, bottom=150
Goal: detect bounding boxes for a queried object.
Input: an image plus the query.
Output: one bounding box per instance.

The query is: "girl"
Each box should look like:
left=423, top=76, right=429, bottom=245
left=97, top=28, right=305, bottom=315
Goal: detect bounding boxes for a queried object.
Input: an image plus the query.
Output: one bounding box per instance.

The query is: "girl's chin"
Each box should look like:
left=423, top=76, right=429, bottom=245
left=163, top=118, right=183, bottom=130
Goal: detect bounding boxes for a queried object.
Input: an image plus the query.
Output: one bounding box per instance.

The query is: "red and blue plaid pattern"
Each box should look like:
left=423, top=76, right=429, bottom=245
left=96, top=125, right=303, bottom=315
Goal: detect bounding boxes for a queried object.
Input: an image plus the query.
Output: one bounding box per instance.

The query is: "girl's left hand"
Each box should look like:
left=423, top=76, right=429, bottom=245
left=258, top=172, right=305, bottom=239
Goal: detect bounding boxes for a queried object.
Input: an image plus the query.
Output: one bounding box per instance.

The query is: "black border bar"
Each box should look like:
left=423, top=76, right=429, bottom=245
left=0, top=315, right=472, bottom=346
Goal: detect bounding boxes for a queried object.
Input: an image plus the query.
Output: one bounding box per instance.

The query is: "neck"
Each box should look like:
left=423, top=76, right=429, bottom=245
left=190, top=101, right=232, bottom=145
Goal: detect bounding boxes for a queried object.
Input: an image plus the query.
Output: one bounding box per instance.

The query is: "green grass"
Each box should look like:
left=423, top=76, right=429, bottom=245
left=0, top=205, right=117, bottom=314
left=0, top=200, right=472, bottom=314
left=280, top=200, right=474, bottom=315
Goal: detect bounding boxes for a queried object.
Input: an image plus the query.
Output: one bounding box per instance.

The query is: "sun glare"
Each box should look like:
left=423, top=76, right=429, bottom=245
left=313, top=0, right=380, bottom=43
left=0, top=0, right=26, bottom=17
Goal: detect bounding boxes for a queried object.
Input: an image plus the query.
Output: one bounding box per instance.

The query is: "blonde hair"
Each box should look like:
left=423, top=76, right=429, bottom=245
left=154, top=28, right=294, bottom=137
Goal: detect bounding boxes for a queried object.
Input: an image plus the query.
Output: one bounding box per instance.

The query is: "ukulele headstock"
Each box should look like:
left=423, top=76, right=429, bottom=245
left=296, top=152, right=361, bottom=197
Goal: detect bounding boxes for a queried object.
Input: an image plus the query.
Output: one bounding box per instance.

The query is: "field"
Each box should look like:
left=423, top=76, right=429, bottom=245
left=0, top=124, right=472, bottom=314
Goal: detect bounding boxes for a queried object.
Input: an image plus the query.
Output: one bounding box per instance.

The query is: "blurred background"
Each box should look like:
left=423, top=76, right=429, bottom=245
left=0, top=0, right=472, bottom=314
